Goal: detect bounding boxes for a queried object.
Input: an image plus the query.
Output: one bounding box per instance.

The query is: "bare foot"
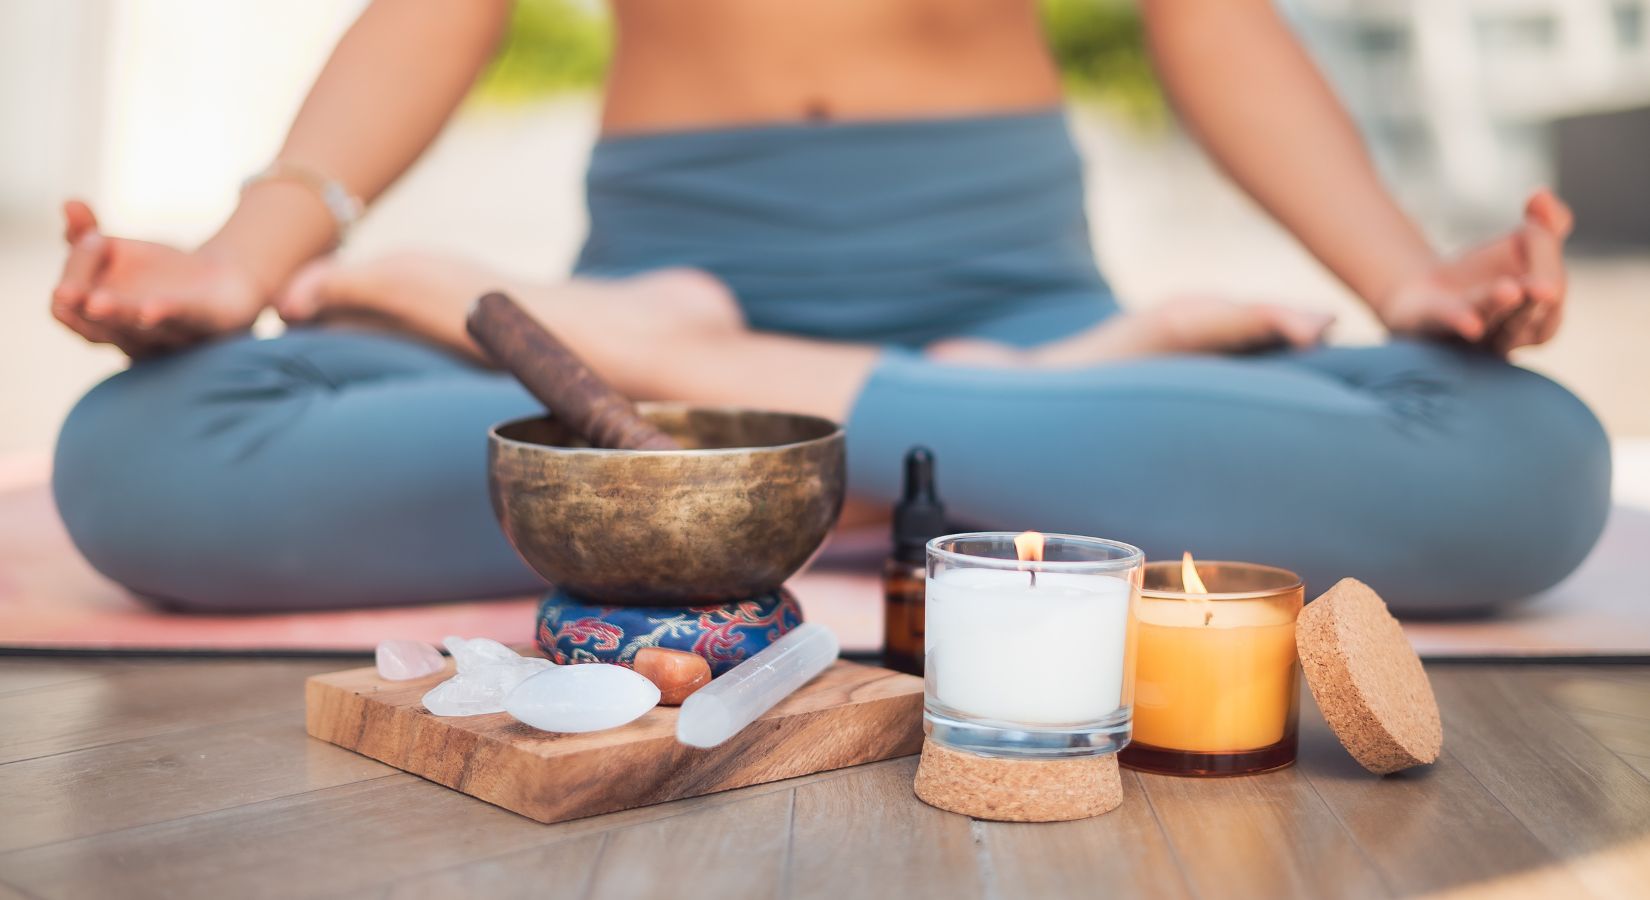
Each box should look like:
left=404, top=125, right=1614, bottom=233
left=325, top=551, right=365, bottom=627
left=276, top=252, right=743, bottom=394
left=928, top=296, right=1335, bottom=368
left=277, top=252, right=498, bottom=357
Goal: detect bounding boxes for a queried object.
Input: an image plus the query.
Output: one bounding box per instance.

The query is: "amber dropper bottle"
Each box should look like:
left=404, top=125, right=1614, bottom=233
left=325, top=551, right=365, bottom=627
left=883, top=446, right=947, bottom=676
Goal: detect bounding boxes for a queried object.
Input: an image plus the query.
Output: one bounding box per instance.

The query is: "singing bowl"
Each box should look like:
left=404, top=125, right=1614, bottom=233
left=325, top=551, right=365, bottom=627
left=488, top=404, right=846, bottom=605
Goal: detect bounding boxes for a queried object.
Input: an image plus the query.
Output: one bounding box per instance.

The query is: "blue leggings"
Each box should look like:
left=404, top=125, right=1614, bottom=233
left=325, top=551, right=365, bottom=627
left=53, top=328, right=1609, bottom=615
left=52, top=110, right=1611, bottom=615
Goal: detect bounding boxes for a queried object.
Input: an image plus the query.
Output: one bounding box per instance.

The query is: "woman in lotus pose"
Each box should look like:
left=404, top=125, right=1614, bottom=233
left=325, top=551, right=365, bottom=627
left=50, top=0, right=1608, bottom=614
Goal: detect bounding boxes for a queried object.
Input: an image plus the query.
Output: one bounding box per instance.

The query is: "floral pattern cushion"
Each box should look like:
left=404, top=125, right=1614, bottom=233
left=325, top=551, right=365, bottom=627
left=535, top=588, right=802, bottom=676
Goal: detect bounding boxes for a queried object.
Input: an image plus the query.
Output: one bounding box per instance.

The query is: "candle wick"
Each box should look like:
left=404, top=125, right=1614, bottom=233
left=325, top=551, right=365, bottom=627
left=1203, top=610, right=1213, bottom=626
left=1029, top=570, right=1037, bottom=588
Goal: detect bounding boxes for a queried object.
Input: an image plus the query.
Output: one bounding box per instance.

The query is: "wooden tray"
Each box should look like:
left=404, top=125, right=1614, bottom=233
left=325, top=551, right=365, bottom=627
left=305, top=659, right=924, bottom=824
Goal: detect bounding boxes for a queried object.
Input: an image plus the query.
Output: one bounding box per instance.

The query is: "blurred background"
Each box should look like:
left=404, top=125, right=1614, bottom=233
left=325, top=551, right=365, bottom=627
left=1, top=0, right=1646, bottom=481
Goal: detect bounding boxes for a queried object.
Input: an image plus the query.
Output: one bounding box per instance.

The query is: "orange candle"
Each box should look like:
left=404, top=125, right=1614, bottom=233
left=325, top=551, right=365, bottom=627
left=1121, top=555, right=1304, bottom=777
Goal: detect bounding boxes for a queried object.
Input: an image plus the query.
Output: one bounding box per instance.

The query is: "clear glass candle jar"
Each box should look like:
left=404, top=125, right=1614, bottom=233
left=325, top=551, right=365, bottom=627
left=1119, top=560, right=1303, bottom=776
left=924, top=533, right=1142, bottom=758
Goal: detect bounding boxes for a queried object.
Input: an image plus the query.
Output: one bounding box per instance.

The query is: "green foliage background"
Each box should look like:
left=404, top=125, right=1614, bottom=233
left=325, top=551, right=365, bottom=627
left=476, top=0, right=611, bottom=101
left=475, top=0, right=1163, bottom=124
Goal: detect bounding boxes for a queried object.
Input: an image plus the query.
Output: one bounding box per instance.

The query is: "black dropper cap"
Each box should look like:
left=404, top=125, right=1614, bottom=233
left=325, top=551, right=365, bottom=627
left=893, top=446, right=947, bottom=564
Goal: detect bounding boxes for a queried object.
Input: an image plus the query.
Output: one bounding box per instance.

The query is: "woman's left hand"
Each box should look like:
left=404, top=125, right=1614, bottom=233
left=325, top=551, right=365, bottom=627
left=1376, top=188, right=1573, bottom=356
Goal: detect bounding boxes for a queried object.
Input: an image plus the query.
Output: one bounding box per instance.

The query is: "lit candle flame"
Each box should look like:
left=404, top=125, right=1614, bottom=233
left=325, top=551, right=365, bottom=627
left=1015, top=531, right=1045, bottom=563
left=1182, top=551, right=1214, bottom=626
left=1015, top=531, right=1044, bottom=587
left=1181, top=551, right=1209, bottom=594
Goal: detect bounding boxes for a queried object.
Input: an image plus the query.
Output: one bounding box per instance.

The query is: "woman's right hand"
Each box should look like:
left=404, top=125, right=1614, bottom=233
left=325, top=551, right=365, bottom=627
left=51, top=200, right=268, bottom=358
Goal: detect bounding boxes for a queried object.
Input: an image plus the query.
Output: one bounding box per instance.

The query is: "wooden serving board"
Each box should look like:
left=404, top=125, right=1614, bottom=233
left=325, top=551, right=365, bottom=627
left=305, top=659, right=924, bottom=824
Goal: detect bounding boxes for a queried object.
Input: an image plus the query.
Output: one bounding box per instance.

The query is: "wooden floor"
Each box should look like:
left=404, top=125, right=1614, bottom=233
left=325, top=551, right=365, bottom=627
left=0, top=658, right=1647, bottom=899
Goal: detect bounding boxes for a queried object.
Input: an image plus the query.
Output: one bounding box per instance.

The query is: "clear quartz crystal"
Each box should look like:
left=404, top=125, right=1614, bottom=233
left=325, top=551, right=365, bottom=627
left=677, top=623, right=839, bottom=749
left=446, top=636, right=520, bottom=668
left=505, top=664, right=661, bottom=733
left=421, top=636, right=554, bottom=717
left=375, top=639, right=446, bottom=681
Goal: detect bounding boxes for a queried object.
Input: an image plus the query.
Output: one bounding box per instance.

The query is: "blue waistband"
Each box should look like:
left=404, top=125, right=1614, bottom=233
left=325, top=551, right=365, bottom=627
left=576, top=108, right=1114, bottom=347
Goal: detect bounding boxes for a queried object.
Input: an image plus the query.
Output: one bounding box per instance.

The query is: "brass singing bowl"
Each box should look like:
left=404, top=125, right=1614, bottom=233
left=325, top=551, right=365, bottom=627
left=487, top=404, right=846, bottom=605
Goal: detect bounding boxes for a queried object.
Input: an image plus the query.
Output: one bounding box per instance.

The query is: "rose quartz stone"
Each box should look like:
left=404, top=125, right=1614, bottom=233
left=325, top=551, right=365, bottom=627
left=375, top=639, right=446, bottom=681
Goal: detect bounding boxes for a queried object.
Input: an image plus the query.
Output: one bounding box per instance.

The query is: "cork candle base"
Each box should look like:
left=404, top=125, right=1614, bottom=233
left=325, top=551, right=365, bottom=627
left=912, top=738, right=1123, bottom=822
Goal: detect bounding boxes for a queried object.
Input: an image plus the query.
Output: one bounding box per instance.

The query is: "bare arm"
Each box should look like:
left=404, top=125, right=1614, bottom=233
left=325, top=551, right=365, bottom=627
left=1140, top=0, right=1572, bottom=353
left=207, top=0, right=512, bottom=293
left=1141, top=0, right=1434, bottom=307
left=53, top=0, right=511, bottom=356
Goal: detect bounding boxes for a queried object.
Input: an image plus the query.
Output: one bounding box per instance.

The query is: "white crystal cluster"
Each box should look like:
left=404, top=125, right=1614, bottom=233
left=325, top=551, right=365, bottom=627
left=405, top=635, right=660, bottom=733
left=421, top=636, right=554, bottom=716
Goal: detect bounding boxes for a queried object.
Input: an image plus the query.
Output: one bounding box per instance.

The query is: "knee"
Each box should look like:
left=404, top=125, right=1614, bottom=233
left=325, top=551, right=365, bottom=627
left=52, top=333, right=536, bottom=613
left=55, top=369, right=151, bottom=600
left=52, top=342, right=314, bottom=612
left=1384, top=359, right=1610, bottom=615
left=54, top=363, right=204, bottom=609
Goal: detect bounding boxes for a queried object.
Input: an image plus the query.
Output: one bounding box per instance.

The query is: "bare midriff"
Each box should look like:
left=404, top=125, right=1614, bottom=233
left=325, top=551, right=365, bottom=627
left=601, top=0, right=1062, bottom=135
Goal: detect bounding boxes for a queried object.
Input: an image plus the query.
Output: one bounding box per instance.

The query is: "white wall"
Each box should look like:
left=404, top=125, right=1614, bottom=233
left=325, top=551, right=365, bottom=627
left=93, top=0, right=362, bottom=242
left=0, top=1, right=110, bottom=223
left=0, top=1, right=363, bottom=236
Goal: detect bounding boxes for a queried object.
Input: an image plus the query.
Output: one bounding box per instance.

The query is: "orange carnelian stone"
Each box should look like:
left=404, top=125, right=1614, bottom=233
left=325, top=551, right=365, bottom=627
left=633, top=647, right=713, bottom=706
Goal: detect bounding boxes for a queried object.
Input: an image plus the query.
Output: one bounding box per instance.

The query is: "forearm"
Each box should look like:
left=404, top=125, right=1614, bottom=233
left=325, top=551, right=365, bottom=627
left=1142, top=0, right=1436, bottom=307
left=203, top=0, right=511, bottom=295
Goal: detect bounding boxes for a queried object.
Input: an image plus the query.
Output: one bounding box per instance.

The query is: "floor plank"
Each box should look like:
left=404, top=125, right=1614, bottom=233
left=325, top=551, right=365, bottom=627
left=354, top=766, right=888, bottom=900
left=976, top=768, right=1191, bottom=900
left=1137, top=752, right=1389, bottom=899
left=586, top=789, right=793, bottom=900
left=0, top=659, right=334, bottom=765
left=0, top=658, right=131, bottom=697
left=1565, top=709, right=1650, bottom=759
left=0, top=713, right=394, bottom=853
left=1539, top=667, right=1650, bottom=773
left=1621, top=754, right=1650, bottom=780
left=1542, top=665, right=1650, bottom=692
left=375, top=835, right=605, bottom=900
left=787, top=757, right=983, bottom=900
left=1, top=658, right=1648, bottom=899
left=0, top=777, right=553, bottom=900
left=1294, top=684, right=1591, bottom=897
left=1428, top=668, right=1650, bottom=896
left=0, top=762, right=890, bottom=900
left=1539, top=667, right=1650, bottom=723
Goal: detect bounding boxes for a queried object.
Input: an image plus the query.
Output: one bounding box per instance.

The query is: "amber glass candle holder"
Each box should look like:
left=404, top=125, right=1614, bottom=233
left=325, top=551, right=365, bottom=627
left=1118, top=561, right=1303, bottom=776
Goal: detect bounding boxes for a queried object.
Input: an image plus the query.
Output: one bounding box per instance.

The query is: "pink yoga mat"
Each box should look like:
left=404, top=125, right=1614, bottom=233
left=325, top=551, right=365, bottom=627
left=2, top=454, right=1645, bottom=658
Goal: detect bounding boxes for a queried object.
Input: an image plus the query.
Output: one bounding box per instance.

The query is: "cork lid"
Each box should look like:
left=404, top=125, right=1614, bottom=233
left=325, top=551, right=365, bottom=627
left=1296, top=578, right=1442, bottom=774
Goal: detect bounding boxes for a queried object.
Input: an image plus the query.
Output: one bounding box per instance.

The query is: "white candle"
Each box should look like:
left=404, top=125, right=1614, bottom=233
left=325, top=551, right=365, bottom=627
left=925, top=567, right=1134, bottom=726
